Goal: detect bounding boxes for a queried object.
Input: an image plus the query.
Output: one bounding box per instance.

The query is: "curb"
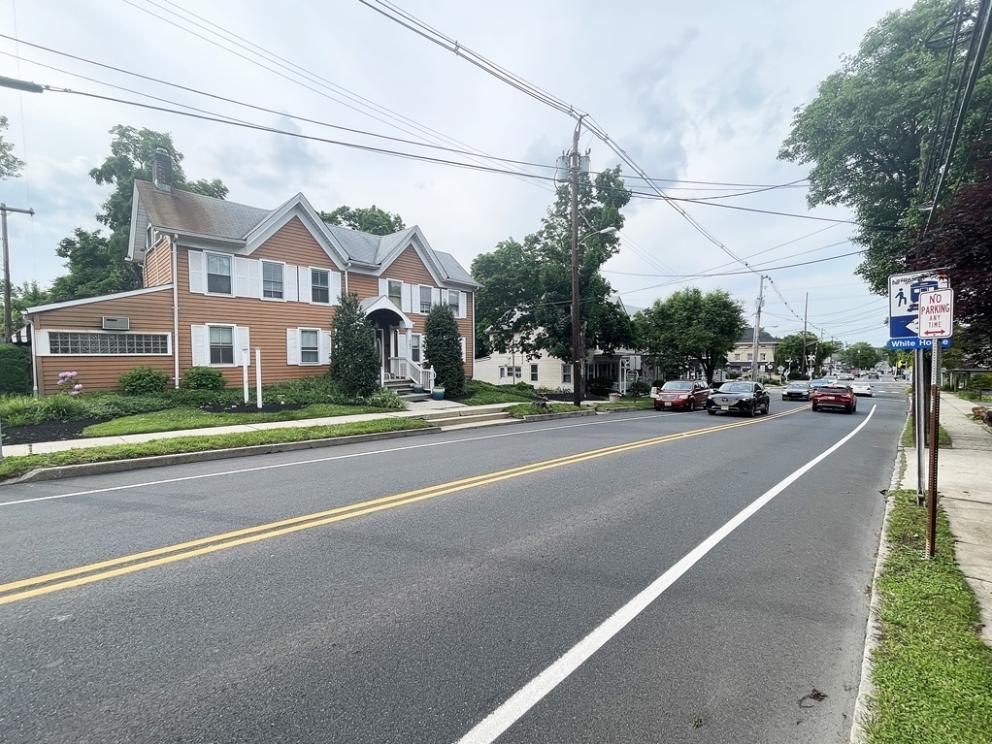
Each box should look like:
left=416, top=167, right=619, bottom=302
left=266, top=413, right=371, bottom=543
left=849, top=421, right=907, bottom=742
left=519, top=410, right=597, bottom=423
left=3, top=426, right=441, bottom=485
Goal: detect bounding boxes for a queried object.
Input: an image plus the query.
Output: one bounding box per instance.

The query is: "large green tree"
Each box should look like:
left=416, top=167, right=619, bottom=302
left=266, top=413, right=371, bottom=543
left=839, top=341, right=883, bottom=370
left=779, top=0, right=992, bottom=294
left=424, top=303, right=466, bottom=396
left=774, top=331, right=841, bottom=377
left=472, top=167, right=633, bottom=366
left=0, top=115, right=23, bottom=179
left=51, top=126, right=227, bottom=301
left=634, top=288, right=746, bottom=382
left=330, top=292, right=379, bottom=397
left=320, top=205, right=405, bottom=235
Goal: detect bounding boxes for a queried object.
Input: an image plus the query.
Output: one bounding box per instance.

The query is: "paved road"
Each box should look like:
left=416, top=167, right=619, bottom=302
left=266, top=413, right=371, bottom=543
left=0, top=387, right=906, bottom=743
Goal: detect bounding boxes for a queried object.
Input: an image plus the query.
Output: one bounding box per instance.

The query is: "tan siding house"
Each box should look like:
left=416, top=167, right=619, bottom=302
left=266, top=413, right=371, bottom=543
left=26, top=156, right=478, bottom=395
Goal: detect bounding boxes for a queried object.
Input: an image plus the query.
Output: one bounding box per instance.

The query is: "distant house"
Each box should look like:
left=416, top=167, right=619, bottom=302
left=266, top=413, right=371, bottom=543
left=727, top=326, right=781, bottom=378
left=24, top=150, right=478, bottom=395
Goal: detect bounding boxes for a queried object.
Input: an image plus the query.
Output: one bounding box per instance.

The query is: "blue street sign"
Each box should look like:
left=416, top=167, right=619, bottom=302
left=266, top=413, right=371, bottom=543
left=889, top=270, right=950, bottom=346
left=886, top=337, right=952, bottom=350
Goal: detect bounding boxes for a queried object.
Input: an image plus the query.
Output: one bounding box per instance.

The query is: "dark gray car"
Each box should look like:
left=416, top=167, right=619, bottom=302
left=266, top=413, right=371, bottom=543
left=706, top=381, right=770, bottom=417
left=782, top=381, right=811, bottom=401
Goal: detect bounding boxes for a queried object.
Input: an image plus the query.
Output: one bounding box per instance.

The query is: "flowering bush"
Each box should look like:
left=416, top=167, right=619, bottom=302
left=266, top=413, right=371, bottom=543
left=56, top=371, right=83, bottom=396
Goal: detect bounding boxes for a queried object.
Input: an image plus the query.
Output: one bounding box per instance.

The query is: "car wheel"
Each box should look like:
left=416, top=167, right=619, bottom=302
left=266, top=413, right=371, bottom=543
left=764, top=402, right=770, bottom=414
left=687, top=398, right=695, bottom=412
left=845, top=405, right=853, bottom=414
left=747, top=404, right=755, bottom=418
left=708, top=409, right=716, bottom=415
left=811, top=402, right=818, bottom=411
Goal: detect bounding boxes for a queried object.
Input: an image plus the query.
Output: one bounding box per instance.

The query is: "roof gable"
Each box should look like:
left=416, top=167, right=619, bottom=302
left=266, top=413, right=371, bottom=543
left=243, top=193, right=347, bottom=270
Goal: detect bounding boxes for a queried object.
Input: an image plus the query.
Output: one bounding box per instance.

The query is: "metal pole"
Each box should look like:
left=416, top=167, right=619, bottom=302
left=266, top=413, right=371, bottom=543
left=802, top=292, right=808, bottom=378
left=750, top=275, right=765, bottom=382
left=255, top=347, right=263, bottom=409
left=915, top=347, right=926, bottom=504
left=926, top=342, right=942, bottom=558
left=241, top=349, right=250, bottom=404
left=570, top=115, right=585, bottom=406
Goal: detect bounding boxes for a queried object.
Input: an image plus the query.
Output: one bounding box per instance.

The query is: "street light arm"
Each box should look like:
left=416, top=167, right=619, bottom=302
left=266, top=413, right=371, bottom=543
left=0, top=75, right=44, bottom=94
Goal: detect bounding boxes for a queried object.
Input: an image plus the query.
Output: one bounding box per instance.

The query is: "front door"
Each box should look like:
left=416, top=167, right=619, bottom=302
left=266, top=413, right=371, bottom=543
left=375, top=329, right=384, bottom=375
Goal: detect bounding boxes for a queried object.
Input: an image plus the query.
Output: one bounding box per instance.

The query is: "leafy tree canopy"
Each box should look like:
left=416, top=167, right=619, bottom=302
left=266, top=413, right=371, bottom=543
left=0, top=116, right=23, bottom=179
left=839, top=341, right=883, bottom=370
left=779, top=0, right=992, bottom=293
left=634, top=288, right=746, bottom=382
left=774, top=331, right=843, bottom=377
left=320, top=205, right=405, bottom=236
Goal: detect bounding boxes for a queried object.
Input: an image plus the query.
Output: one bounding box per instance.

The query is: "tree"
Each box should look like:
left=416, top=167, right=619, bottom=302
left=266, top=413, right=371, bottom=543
left=774, top=331, right=838, bottom=377
left=0, top=116, right=23, bottom=179
left=473, top=167, right=633, bottom=364
left=634, top=288, right=746, bottom=382
left=424, top=303, right=465, bottom=396
left=320, top=205, right=405, bottom=236
left=0, top=280, right=48, bottom=340
left=331, top=293, right=379, bottom=397
left=839, top=341, right=882, bottom=370
left=779, top=0, right=992, bottom=294
left=52, top=126, right=228, bottom=301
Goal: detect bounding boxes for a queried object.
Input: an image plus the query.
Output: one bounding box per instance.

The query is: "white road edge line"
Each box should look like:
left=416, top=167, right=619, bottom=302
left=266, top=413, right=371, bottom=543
left=0, top=409, right=700, bottom=508
left=455, top=403, right=877, bottom=744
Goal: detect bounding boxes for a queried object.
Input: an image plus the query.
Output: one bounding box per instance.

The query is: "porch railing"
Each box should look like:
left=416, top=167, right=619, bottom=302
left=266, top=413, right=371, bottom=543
left=388, top=357, right=436, bottom=391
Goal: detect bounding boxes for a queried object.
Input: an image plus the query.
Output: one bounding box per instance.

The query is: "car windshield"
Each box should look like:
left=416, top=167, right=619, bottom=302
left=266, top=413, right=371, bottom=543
left=718, top=383, right=753, bottom=393
left=661, top=381, right=693, bottom=391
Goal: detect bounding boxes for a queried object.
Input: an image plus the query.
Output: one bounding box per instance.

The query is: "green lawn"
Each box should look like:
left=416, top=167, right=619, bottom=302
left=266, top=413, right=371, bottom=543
left=596, top=397, right=655, bottom=411
left=0, top=417, right=431, bottom=481
left=505, top=402, right=584, bottom=418
left=456, top=380, right=537, bottom=406
left=866, top=488, right=992, bottom=743
left=82, top=403, right=391, bottom=437
left=901, top=414, right=952, bottom=448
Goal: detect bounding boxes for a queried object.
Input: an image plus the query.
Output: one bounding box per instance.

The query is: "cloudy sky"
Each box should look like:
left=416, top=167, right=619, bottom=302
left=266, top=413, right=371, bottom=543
left=1, top=0, right=909, bottom=346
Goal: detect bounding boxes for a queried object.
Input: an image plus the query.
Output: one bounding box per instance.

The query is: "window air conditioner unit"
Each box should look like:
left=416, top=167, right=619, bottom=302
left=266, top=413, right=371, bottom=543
left=102, top=316, right=130, bottom=331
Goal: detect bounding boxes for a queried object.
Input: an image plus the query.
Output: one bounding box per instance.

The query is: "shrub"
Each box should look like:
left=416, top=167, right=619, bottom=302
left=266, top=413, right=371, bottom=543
left=82, top=393, right=172, bottom=419
left=119, top=366, right=170, bottom=395
left=652, top=379, right=667, bottom=387
left=424, top=303, right=465, bottom=397
left=38, top=394, right=89, bottom=421
left=331, top=292, right=379, bottom=397
left=587, top=376, right=614, bottom=396
left=969, top=373, right=992, bottom=391
left=629, top=380, right=650, bottom=396
left=182, top=366, right=226, bottom=390
left=0, top=343, right=30, bottom=394
left=354, top=387, right=403, bottom=409
left=265, top=376, right=343, bottom=405
left=0, top=396, right=43, bottom=427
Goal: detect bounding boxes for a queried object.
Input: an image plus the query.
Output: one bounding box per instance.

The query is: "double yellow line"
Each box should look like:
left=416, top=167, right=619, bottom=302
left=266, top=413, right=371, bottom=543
left=0, top=407, right=801, bottom=606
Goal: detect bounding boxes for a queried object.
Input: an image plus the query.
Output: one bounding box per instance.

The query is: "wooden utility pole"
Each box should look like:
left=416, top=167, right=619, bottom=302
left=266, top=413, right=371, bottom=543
left=750, top=275, right=766, bottom=382
left=1, top=203, right=35, bottom=343
left=570, top=116, right=585, bottom=406
left=802, top=292, right=809, bottom=378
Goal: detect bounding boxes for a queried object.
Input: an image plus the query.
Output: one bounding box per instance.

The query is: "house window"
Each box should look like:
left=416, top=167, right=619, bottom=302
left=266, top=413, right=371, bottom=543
left=734, top=353, right=740, bottom=361
left=499, top=365, right=522, bottom=380
left=262, top=261, right=284, bottom=299
left=206, top=253, right=232, bottom=295
left=388, top=280, right=402, bottom=309
left=747, top=353, right=753, bottom=361
left=420, top=285, right=432, bottom=313
left=47, top=331, right=169, bottom=355
left=208, top=325, right=234, bottom=365
left=411, top=334, right=422, bottom=363
left=562, top=364, right=572, bottom=384
left=531, top=364, right=539, bottom=382
left=760, top=353, right=766, bottom=361
left=300, top=329, right=319, bottom=364
left=447, top=289, right=459, bottom=313
left=311, top=269, right=330, bottom=304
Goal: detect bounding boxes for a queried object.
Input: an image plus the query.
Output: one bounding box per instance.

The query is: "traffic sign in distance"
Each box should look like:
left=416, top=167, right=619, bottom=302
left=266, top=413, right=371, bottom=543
left=918, top=289, right=954, bottom=339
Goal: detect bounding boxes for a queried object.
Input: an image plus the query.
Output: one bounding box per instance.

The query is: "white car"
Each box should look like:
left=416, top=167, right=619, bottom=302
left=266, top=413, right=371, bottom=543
left=851, top=382, right=873, bottom=397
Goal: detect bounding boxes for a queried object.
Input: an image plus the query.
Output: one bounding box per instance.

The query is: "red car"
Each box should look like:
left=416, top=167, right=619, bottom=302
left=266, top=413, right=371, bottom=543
left=811, top=385, right=857, bottom=414
left=653, top=380, right=711, bottom=411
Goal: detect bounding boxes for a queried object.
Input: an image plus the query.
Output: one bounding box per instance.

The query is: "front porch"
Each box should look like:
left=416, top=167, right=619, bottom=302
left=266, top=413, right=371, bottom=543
left=362, top=295, right=436, bottom=394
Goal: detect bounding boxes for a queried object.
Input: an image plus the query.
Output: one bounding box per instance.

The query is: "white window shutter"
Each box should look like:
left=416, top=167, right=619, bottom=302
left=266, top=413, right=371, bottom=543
left=236, top=326, right=251, bottom=366
left=378, top=278, right=388, bottom=297
left=188, top=251, right=204, bottom=293
left=247, top=259, right=261, bottom=298
left=458, top=291, right=467, bottom=319
left=34, top=329, right=50, bottom=356
left=329, top=271, right=342, bottom=306
left=459, top=336, right=466, bottom=361
left=191, top=325, right=208, bottom=366
left=319, top=330, right=332, bottom=365
left=432, top=287, right=442, bottom=307
left=284, top=264, right=298, bottom=302
left=286, top=328, right=299, bottom=366
left=234, top=257, right=258, bottom=298
left=401, top=282, right=412, bottom=313
left=298, top=266, right=312, bottom=303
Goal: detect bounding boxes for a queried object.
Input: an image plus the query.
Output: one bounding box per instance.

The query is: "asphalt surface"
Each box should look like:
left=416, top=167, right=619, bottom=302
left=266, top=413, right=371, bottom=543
left=0, top=382, right=908, bottom=743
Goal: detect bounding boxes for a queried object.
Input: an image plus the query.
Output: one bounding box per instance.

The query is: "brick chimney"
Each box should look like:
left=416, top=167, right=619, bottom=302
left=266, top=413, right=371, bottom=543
left=152, top=147, right=173, bottom=191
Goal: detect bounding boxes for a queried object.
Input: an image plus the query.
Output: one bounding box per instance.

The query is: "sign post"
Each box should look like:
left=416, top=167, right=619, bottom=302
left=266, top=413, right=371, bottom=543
left=918, top=289, right=953, bottom=559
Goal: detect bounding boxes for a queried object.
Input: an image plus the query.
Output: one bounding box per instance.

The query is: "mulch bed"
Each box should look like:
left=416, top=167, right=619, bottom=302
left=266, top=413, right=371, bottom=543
left=2, top=418, right=104, bottom=446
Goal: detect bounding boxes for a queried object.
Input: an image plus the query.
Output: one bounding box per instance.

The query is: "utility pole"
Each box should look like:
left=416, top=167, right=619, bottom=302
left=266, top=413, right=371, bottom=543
left=1, top=203, right=36, bottom=343
left=802, top=292, right=809, bottom=378
left=750, top=274, right=766, bottom=382
left=570, top=115, right=586, bottom=406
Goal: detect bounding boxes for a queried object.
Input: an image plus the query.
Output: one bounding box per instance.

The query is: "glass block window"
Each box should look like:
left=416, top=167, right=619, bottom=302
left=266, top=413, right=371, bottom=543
left=48, top=332, right=169, bottom=355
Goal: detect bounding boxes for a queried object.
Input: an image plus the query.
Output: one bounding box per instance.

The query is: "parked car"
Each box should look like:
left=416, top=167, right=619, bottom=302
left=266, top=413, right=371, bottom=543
left=811, top=385, right=857, bottom=414
left=851, top=381, right=874, bottom=397
left=652, top=380, right=711, bottom=411
left=706, top=381, right=770, bottom=417
left=782, top=381, right=812, bottom=401
left=838, top=372, right=855, bottom=381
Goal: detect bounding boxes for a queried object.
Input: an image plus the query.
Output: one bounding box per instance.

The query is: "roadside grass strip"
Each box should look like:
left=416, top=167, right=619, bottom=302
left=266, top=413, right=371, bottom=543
left=900, top=414, right=952, bottom=448
left=866, top=489, right=992, bottom=744
left=0, top=417, right=431, bottom=481
left=0, top=407, right=801, bottom=605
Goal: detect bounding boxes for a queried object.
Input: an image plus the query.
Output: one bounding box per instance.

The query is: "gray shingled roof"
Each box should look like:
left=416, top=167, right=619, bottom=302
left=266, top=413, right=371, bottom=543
left=133, top=180, right=477, bottom=286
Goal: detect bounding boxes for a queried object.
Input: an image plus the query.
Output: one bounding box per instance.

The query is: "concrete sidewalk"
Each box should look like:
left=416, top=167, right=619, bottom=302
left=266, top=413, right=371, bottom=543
left=937, top=392, right=992, bottom=644
left=2, top=399, right=514, bottom=458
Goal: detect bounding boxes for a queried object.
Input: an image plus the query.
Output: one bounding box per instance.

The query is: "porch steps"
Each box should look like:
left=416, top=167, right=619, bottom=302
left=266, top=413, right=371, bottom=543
left=418, top=408, right=515, bottom=430
left=383, top=378, right=430, bottom=402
